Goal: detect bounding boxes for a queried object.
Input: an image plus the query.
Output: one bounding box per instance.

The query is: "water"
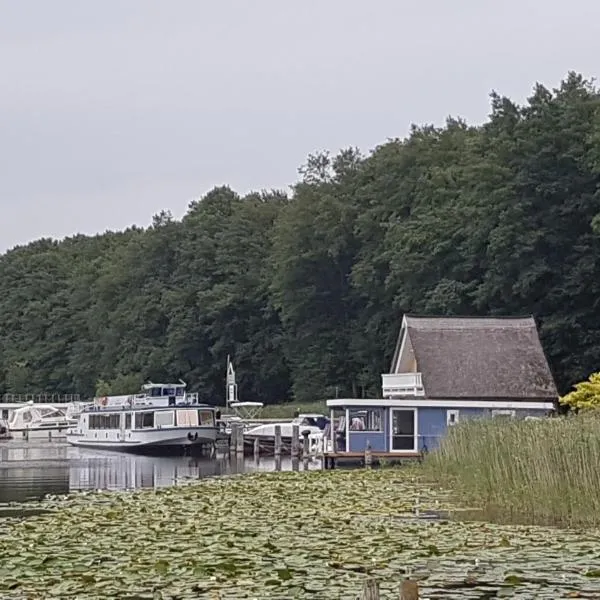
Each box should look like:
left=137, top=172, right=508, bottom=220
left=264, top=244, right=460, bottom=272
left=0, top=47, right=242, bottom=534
left=0, top=439, right=320, bottom=503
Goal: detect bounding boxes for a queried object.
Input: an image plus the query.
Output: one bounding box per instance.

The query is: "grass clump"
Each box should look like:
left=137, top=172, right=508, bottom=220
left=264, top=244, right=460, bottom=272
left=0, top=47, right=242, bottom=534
left=424, top=413, right=600, bottom=527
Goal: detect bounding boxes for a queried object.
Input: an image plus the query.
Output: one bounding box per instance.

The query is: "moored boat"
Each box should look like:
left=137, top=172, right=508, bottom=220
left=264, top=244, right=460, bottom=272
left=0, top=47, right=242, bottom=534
left=243, top=413, right=330, bottom=451
left=7, top=403, right=75, bottom=438
left=0, top=419, right=11, bottom=441
left=66, top=381, right=219, bottom=454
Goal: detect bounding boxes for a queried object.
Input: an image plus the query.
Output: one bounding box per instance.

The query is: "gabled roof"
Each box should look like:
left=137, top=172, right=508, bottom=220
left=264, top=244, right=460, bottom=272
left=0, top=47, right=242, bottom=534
left=392, top=315, right=558, bottom=400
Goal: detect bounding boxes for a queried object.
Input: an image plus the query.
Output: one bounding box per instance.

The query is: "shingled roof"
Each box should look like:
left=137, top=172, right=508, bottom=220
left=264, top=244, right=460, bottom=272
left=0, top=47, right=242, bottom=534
left=392, top=315, right=558, bottom=400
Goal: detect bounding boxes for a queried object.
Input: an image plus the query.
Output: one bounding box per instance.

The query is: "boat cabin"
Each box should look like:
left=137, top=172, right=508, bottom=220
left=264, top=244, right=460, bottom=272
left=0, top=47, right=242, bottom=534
left=326, top=315, right=559, bottom=456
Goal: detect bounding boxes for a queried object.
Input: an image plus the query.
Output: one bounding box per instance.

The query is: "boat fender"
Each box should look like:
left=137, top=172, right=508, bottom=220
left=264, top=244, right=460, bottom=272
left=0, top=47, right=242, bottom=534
left=187, top=432, right=193, bottom=441
left=194, top=432, right=198, bottom=440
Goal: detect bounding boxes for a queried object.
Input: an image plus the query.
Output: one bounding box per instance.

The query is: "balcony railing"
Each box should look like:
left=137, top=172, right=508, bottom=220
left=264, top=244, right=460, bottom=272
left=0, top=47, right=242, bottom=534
left=381, top=373, right=425, bottom=397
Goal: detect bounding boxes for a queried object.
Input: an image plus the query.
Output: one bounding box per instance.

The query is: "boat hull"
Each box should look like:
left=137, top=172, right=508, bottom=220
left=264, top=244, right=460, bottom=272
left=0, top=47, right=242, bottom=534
left=10, top=426, right=71, bottom=439
left=66, top=427, right=218, bottom=455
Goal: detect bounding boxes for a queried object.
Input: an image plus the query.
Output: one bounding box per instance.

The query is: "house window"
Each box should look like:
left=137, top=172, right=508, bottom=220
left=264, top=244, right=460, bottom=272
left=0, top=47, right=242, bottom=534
left=348, top=409, right=383, bottom=432
left=492, top=409, right=516, bottom=419
left=446, top=410, right=459, bottom=426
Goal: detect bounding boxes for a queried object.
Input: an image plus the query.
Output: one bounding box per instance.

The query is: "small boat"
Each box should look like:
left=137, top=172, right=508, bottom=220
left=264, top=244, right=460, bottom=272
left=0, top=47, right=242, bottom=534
left=0, top=419, right=11, bottom=440
left=7, top=403, right=75, bottom=438
left=244, top=413, right=330, bottom=449
left=66, top=381, right=219, bottom=454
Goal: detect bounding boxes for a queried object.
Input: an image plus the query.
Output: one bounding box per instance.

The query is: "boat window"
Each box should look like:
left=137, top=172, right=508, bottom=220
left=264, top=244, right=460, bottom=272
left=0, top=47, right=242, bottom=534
left=175, top=409, right=199, bottom=427
left=349, top=409, right=383, bottom=432
left=150, top=387, right=163, bottom=397
left=134, top=411, right=155, bottom=428
left=176, top=387, right=184, bottom=397
left=23, top=411, right=32, bottom=423
left=89, top=413, right=122, bottom=429
left=155, top=411, right=174, bottom=428
left=198, top=409, right=214, bottom=427
left=125, top=413, right=131, bottom=429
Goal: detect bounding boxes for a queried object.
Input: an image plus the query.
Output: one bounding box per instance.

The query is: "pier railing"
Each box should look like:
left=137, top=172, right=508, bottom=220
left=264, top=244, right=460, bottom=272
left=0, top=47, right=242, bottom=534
left=1, top=393, right=81, bottom=404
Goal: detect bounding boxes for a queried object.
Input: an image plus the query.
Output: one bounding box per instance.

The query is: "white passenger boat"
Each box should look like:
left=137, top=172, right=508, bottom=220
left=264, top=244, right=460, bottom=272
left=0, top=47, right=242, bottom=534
left=7, top=403, right=75, bottom=438
left=66, top=381, right=219, bottom=454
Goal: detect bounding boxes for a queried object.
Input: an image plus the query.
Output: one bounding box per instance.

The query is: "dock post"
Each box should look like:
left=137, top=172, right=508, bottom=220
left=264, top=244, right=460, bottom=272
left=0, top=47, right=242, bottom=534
left=253, top=437, right=260, bottom=460
left=364, top=440, right=372, bottom=468
left=229, top=423, right=238, bottom=455
left=302, top=430, right=310, bottom=470
left=274, top=425, right=282, bottom=457
left=360, top=578, right=380, bottom=599
left=235, top=423, right=244, bottom=455
left=48, top=430, right=52, bottom=441
left=291, top=424, right=299, bottom=458
left=400, top=578, right=420, bottom=600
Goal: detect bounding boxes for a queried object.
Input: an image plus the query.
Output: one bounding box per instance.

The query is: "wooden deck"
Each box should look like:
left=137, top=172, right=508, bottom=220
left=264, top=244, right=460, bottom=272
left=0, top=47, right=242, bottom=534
left=322, top=451, right=424, bottom=469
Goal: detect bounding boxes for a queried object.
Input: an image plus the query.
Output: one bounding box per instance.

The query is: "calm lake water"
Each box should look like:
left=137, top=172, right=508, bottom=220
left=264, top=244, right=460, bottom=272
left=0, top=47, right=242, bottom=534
left=0, top=439, right=320, bottom=503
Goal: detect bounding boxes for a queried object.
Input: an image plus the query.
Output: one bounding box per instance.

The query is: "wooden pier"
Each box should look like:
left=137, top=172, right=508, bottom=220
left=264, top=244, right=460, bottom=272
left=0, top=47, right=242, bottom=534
left=218, top=422, right=427, bottom=470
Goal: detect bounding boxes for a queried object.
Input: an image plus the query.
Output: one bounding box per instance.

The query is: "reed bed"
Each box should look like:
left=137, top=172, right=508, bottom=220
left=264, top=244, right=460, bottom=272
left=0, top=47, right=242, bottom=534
left=424, top=413, right=600, bottom=527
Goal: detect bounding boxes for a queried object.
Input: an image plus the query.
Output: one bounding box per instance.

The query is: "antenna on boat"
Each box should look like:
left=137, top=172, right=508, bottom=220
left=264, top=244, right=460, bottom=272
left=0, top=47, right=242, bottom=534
left=226, top=355, right=238, bottom=410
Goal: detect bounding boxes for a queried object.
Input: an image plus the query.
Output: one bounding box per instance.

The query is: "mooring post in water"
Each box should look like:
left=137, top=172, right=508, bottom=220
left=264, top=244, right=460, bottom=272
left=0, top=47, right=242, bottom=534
left=253, top=437, right=260, bottom=460
left=360, top=578, right=380, bottom=600
left=302, top=430, right=310, bottom=456
left=274, top=425, right=282, bottom=457
left=229, top=423, right=236, bottom=454
left=235, top=423, right=244, bottom=454
left=364, top=440, right=372, bottom=468
left=400, top=578, right=419, bottom=600
left=291, top=424, right=299, bottom=458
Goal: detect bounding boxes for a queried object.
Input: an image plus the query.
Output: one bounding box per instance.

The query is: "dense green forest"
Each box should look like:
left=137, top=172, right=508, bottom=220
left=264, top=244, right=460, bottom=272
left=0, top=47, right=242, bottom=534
left=1, top=72, right=600, bottom=404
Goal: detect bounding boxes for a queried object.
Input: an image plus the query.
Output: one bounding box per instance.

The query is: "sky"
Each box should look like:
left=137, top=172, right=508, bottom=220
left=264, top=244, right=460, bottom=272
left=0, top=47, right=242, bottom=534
left=1, top=0, right=599, bottom=253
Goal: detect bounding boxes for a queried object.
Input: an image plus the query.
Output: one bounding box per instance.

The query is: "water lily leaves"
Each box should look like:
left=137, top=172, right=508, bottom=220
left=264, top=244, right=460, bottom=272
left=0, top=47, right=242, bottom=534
left=1, top=469, right=600, bottom=597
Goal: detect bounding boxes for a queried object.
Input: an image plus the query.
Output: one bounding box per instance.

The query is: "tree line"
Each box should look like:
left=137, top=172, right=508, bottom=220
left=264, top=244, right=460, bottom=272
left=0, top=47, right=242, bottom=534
left=1, top=72, right=599, bottom=404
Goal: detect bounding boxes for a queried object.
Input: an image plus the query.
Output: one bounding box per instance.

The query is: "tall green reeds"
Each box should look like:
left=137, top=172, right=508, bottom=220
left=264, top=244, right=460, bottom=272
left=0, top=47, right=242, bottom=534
left=424, top=413, right=600, bottom=527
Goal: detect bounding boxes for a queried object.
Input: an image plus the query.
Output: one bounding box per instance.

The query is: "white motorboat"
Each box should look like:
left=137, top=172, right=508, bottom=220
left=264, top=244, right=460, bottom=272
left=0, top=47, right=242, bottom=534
left=244, top=413, right=330, bottom=446
left=66, top=381, right=219, bottom=454
left=7, top=403, right=75, bottom=438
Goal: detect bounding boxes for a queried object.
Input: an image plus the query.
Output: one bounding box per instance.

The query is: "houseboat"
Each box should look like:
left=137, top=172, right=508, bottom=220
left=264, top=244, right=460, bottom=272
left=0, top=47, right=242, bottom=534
left=324, top=315, right=558, bottom=466
left=66, top=381, right=219, bottom=454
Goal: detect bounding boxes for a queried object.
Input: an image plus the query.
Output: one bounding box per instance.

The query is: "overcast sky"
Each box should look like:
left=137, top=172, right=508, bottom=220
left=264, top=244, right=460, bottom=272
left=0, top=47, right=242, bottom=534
left=1, top=0, right=598, bottom=253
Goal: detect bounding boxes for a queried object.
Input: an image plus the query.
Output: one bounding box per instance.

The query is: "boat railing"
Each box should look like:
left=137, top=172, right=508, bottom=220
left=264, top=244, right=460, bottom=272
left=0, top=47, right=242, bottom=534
left=1, top=393, right=81, bottom=404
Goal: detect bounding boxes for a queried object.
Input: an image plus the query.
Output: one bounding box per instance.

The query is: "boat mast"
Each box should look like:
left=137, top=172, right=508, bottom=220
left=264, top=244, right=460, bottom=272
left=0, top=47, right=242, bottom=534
left=226, top=355, right=238, bottom=410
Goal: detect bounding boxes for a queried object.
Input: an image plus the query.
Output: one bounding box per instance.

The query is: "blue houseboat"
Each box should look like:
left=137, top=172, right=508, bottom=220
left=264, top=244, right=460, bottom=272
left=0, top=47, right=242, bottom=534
left=325, top=315, right=558, bottom=460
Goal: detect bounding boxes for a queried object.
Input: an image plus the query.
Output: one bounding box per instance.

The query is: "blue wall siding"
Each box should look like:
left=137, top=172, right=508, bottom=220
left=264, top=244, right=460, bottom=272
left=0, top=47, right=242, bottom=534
left=417, top=406, right=550, bottom=451
left=349, top=432, right=387, bottom=452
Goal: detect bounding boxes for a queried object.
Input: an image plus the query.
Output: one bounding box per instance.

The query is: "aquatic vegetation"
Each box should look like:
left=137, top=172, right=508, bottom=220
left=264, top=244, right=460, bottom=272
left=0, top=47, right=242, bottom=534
left=2, top=469, right=600, bottom=598
left=425, top=414, right=600, bottom=527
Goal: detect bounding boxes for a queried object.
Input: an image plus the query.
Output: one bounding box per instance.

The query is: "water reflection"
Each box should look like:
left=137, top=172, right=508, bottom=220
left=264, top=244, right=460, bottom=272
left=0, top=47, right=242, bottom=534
left=0, top=440, right=320, bottom=503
